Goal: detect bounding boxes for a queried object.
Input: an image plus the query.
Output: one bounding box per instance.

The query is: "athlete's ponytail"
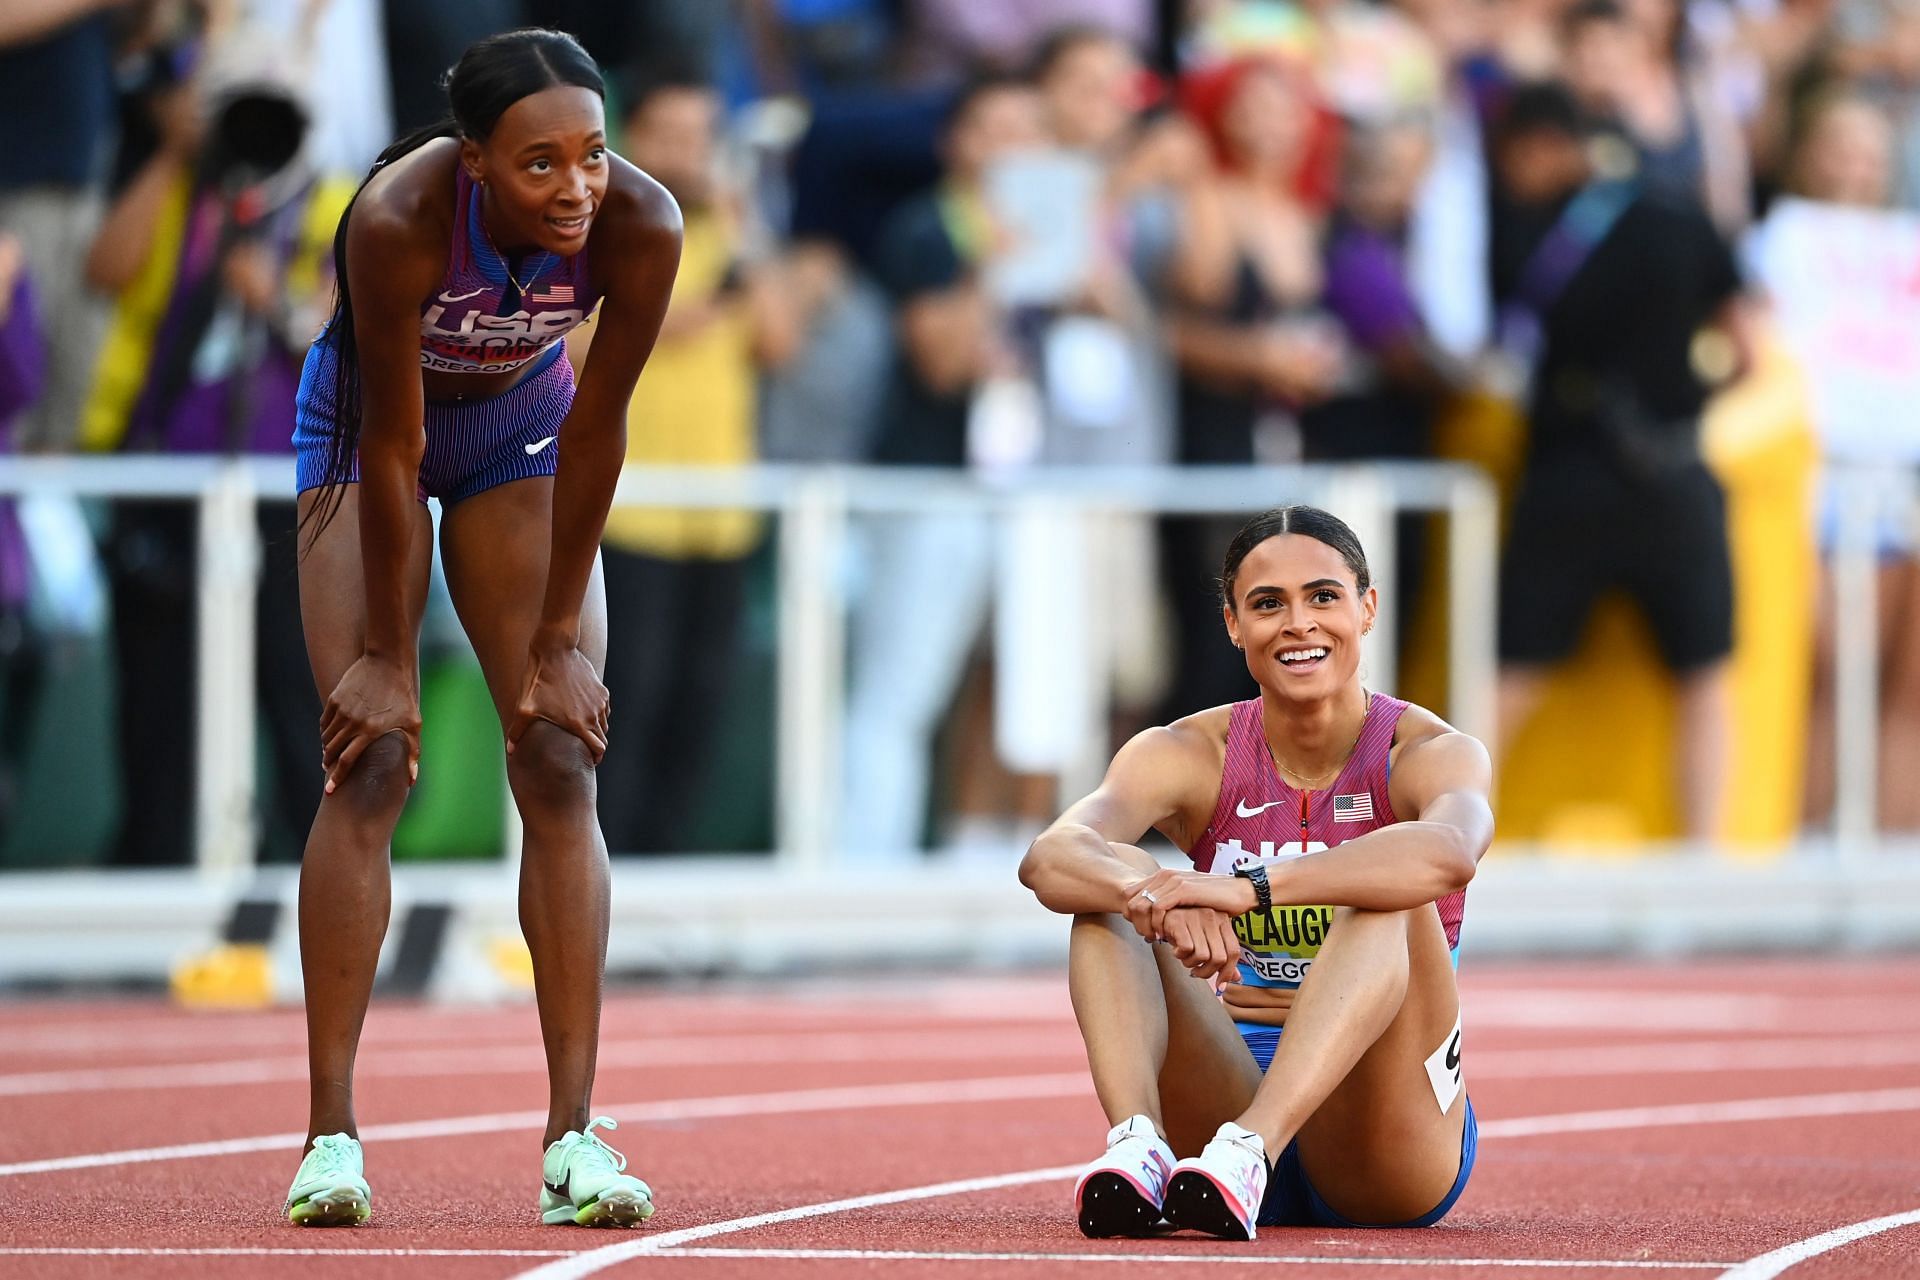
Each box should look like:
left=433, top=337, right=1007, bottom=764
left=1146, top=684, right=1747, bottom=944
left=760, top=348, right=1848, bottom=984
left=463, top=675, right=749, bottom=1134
left=301, top=28, right=605, bottom=549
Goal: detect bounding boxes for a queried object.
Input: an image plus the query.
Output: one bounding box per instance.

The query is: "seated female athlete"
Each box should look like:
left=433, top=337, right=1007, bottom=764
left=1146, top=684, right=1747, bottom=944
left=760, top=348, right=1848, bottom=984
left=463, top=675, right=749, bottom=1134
left=1018, top=504, right=1490, bottom=1240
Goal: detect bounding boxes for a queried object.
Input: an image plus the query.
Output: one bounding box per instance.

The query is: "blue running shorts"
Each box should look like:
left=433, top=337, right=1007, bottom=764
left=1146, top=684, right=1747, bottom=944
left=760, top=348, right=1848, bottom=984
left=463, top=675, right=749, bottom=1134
left=292, top=337, right=573, bottom=504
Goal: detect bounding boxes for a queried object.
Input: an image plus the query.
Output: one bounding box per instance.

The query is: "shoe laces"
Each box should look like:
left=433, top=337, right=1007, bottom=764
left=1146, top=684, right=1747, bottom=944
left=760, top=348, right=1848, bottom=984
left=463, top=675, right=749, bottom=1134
left=565, top=1116, right=629, bottom=1175
left=305, top=1134, right=359, bottom=1177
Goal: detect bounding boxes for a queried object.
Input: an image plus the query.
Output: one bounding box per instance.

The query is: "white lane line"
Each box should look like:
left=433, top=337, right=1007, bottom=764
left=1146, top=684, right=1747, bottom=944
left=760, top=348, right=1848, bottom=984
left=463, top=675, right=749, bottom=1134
left=10, top=1075, right=1920, bottom=1182
left=0, top=1248, right=572, bottom=1258
left=18, top=1027, right=1920, bottom=1103
left=0, top=1028, right=1082, bottom=1099
left=1716, top=1208, right=1920, bottom=1279
left=0, top=1072, right=1090, bottom=1178
left=1470, top=1034, right=1920, bottom=1081
left=13, top=984, right=1903, bottom=1060
left=0, top=1247, right=1734, bottom=1269
left=511, top=1166, right=1082, bottom=1279
left=1479, top=1087, right=1920, bottom=1139
left=650, top=1250, right=1733, bottom=1270
left=509, top=1087, right=1920, bottom=1280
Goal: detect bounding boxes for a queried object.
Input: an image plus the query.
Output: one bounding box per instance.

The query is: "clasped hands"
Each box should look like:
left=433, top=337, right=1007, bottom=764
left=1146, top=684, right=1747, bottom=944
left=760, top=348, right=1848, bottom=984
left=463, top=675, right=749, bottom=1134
left=1122, top=867, right=1295, bottom=1025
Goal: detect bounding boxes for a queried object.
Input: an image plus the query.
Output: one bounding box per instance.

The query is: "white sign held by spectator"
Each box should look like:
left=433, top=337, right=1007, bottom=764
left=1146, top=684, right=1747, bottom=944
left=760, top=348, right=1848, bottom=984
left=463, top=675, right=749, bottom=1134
left=1747, top=198, right=1920, bottom=464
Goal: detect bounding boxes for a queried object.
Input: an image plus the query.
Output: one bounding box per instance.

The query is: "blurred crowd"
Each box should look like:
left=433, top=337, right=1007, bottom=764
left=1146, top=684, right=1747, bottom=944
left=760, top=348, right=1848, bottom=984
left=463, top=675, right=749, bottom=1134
left=4, top=0, right=1920, bottom=865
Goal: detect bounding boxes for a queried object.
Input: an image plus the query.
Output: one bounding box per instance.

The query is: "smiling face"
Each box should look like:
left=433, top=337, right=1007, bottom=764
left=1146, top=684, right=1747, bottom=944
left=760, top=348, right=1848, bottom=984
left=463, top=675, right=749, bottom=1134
left=461, top=85, right=609, bottom=255
left=1222, top=534, right=1377, bottom=703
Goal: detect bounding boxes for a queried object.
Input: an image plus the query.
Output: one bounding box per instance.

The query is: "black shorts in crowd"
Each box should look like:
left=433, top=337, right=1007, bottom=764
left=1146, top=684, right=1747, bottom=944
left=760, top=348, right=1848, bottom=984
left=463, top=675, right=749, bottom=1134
left=1499, top=454, right=1734, bottom=673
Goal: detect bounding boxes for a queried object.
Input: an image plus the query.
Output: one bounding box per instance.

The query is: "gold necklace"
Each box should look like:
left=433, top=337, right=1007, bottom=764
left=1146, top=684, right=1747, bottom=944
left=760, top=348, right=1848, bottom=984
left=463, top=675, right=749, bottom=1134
left=1266, top=693, right=1370, bottom=792
left=504, top=254, right=548, bottom=299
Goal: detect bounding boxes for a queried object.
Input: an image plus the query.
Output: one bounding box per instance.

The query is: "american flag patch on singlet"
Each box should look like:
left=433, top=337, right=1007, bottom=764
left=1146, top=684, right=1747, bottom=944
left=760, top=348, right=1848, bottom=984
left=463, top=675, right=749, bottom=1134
left=1333, top=793, right=1374, bottom=823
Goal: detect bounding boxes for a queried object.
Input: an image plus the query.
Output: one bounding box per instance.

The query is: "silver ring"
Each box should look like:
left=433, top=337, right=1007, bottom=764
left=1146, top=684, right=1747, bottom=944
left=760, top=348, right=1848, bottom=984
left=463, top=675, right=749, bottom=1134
left=1141, top=890, right=1158, bottom=905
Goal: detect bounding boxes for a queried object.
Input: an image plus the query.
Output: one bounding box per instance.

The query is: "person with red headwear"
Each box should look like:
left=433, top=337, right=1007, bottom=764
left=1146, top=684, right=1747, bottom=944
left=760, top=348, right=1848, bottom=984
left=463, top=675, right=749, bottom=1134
left=1157, top=55, right=1348, bottom=721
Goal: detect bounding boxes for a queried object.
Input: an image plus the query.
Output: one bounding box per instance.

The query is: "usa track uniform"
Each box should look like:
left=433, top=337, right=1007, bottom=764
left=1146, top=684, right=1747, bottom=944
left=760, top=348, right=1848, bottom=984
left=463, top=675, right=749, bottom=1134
left=1182, top=692, right=1478, bottom=1228
left=292, top=164, right=602, bottom=501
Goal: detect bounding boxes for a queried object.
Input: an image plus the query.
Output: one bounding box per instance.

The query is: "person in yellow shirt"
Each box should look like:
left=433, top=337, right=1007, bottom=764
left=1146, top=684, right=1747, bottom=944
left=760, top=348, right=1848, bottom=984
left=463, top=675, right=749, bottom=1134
left=573, top=66, right=802, bottom=853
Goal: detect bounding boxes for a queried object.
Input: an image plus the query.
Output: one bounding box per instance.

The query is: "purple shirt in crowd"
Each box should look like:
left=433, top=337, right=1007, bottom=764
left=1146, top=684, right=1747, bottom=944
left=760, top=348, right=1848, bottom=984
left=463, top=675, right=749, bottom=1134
left=0, top=272, right=46, bottom=609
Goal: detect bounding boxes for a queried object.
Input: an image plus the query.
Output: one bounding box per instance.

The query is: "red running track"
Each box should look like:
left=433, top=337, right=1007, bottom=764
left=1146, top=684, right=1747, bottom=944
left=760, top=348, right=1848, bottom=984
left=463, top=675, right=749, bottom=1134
left=2, top=958, right=1919, bottom=1279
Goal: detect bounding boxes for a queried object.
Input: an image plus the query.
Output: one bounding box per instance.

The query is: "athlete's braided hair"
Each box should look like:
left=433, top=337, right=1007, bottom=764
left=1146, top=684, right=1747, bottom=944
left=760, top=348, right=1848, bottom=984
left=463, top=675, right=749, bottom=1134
left=300, top=28, right=604, bottom=550
left=1218, top=506, right=1372, bottom=609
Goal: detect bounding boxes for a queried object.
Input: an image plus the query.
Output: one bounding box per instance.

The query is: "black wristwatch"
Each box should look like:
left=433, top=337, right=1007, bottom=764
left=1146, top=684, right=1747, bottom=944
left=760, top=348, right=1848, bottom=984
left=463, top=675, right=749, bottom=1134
left=1233, top=862, right=1272, bottom=912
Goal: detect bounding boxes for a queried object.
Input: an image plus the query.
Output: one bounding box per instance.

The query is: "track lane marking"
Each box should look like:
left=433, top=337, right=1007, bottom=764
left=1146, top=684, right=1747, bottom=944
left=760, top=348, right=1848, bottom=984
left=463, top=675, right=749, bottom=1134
left=607, top=1249, right=1737, bottom=1269
left=1716, top=1208, right=1920, bottom=1278
left=0, top=1246, right=1737, bottom=1269
left=12, top=1030, right=1920, bottom=1100
left=0, top=1072, right=1091, bottom=1178
left=509, top=1088, right=1920, bottom=1280
left=1478, top=1087, right=1920, bottom=1138
left=0, top=1028, right=1084, bottom=1098
left=10, top=1080, right=1920, bottom=1181
left=15, top=985, right=1919, bottom=1059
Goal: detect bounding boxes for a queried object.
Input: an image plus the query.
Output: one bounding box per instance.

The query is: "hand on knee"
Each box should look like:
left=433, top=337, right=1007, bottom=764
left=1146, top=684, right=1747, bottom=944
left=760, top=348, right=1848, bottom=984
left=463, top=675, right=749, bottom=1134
left=507, top=720, right=598, bottom=815
left=326, top=734, right=413, bottom=824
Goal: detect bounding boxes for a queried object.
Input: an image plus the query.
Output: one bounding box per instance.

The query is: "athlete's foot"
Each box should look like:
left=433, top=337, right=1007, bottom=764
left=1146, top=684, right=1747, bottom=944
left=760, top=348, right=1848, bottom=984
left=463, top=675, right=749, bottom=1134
left=540, top=1116, right=655, bottom=1227
left=285, top=1133, right=370, bottom=1226
left=1074, top=1115, right=1175, bottom=1238
left=1161, top=1122, right=1267, bottom=1241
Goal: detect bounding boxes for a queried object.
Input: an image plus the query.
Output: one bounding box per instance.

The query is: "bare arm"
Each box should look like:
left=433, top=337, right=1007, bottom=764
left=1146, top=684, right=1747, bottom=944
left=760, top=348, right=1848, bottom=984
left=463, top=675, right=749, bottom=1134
left=1018, top=719, right=1221, bottom=915
left=1125, top=723, right=1494, bottom=942
left=314, top=186, right=445, bottom=791
left=344, top=200, right=441, bottom=667
left=86, top=150, right=187, bottom=292
left=1266, top=730, right=1493, bottom=910
left=0, top=0, right=121, bottom=47
left=506, top=170, right=681, bottom=755
left=1168, top=315, right=1341, bottom=402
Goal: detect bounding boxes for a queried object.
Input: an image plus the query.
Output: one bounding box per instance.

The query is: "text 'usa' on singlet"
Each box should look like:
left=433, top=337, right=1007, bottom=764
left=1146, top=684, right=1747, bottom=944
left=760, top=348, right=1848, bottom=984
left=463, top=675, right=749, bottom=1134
left=1182, top=694, right=1468, bottom=1006
left=415, top=166, right=602, bottom=374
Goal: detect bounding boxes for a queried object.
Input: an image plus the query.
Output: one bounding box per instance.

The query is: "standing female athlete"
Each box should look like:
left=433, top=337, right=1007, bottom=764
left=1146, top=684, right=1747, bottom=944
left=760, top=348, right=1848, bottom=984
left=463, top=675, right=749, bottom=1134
left=281, top=29, right=680, bottom=1228
left=1018, top=505, right=1490, bottom=1240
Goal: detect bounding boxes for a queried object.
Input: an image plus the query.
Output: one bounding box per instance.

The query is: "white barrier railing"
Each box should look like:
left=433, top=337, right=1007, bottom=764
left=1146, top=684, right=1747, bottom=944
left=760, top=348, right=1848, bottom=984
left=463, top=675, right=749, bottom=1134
left=0, top=457, right=1497, bottom=873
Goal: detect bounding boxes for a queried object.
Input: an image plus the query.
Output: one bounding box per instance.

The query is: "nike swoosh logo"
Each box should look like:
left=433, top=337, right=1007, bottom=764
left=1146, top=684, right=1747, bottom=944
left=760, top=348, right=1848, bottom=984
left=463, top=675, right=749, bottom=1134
left=525, top=435, right=557, bottom=455
left=440, top=288, right=486, bottom=302
left=1235, top=799, right=1284, bottom=818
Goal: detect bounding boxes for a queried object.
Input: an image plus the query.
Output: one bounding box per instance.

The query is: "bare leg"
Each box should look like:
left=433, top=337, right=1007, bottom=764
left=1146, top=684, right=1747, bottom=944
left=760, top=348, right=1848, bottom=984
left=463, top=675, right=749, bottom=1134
left=1877, top=560, right=1920, bottom=832
left=1675, top=661, right=1732, bottom=841
left=439, top=477, right=612, bottom=1148
left=1804, top=561, right=1839, bottom=828
left=1069, top=845, right=1261, bottom=1157
left=1235, top=904, right=1467, bottom=1224
left=293, top=487, right=434, bottom=1146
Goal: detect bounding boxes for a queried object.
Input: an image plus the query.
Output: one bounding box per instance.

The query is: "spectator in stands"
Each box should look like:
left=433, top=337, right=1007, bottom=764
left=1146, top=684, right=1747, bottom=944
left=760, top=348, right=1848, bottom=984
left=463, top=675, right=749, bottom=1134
left=575, top=64, right=805, bottom=854
left=1489, top=82, right=1752, bottom=839
left=839, top=72, right=1046, bottom=859
left=1305, top=115, right=1470, bottom=660
left=1308, top=116, right=1466, bottom=465
left=0, top=0, right=121, bottom=452
left=1752, top=93, right=1920, bottom=830
left=82, top=31, right=347, bottom=864
left=1560, top=0, right=1751, bottom=228
left=1159, top=54, right=1344, bottom=719
left=0, top=232, right=46, bottom=842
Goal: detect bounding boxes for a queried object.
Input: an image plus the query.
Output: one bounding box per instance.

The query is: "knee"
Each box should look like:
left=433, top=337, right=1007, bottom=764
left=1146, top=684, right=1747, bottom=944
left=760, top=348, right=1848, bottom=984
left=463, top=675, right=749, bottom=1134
left=507, top=721, right=597, bottom=813
left=330, top=734, right=412, bottom=825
